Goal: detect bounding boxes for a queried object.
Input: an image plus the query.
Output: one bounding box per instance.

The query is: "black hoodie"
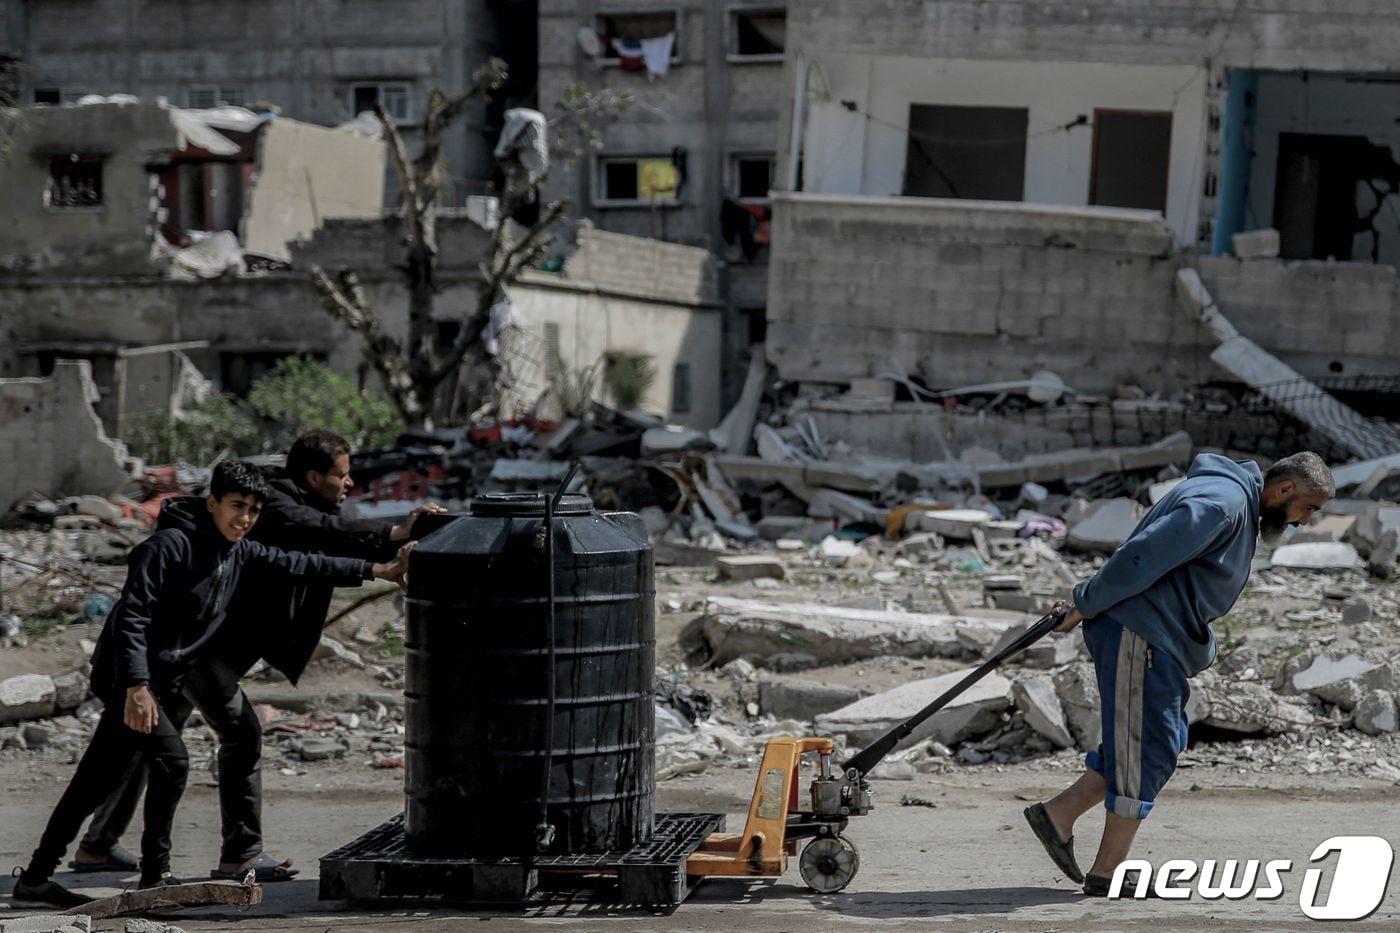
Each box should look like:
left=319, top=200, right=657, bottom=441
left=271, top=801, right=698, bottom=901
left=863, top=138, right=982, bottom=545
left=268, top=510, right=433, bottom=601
left=216, top=466, right=397, bottom=684
left=89, top=496, right=373, bottom=699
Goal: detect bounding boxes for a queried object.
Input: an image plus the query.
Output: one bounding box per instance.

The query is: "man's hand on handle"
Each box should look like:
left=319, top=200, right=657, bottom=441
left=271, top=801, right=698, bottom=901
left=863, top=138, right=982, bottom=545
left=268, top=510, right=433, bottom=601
left=1053, top=600, right=1084, bottom=634
left=390, top=503, right=448, bottom=542
left=124, top=684, right=159, bottom=734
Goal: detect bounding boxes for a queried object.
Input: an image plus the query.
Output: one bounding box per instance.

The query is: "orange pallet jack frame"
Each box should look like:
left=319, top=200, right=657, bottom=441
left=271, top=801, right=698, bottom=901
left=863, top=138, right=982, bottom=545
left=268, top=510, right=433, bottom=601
left=686, top=737, right=861, bottom=893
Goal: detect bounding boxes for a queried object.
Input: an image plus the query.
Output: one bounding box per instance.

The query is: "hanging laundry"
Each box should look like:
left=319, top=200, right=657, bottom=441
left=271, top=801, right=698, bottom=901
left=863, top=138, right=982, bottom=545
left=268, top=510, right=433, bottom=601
left=639, top=159, right=679, bottom=200
left=740, top=202, right=771, bottom=245
left=493, top=108, right=549, bottom=185
left=610, top=37, right=645, bottom=72
left=640, top=32, right=676, bottom=79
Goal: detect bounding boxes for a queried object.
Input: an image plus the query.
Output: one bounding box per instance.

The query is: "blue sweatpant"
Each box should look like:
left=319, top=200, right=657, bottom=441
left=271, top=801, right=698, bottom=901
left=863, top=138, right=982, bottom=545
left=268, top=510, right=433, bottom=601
left=1082, top=617, right=1190, bottom=820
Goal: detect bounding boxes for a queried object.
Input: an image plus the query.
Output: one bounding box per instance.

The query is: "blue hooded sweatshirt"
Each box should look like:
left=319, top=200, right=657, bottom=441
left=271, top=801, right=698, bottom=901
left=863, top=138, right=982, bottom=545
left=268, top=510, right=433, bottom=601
left=1072, top=454, right=1262, bottom=676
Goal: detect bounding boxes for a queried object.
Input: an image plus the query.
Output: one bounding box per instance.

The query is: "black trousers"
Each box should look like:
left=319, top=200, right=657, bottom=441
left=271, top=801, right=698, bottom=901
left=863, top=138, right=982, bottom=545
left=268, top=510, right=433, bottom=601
left=27, top=690, right=192, bottom=881
left=77, top=658, right=265, bottom=865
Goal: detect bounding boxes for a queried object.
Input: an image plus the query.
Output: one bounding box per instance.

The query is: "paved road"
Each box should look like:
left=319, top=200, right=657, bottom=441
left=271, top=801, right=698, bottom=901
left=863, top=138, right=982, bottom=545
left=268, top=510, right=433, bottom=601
left=1, top=761, right=1396, bottom=931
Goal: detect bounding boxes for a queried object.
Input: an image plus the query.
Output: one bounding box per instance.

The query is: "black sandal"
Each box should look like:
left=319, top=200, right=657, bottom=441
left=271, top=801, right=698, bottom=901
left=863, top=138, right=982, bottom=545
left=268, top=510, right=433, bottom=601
left=1023, top=803, right=1084, bottom=883
left=1083, top=869, right=1153, bottom=898
left=68, top=844, right=139, bottom=873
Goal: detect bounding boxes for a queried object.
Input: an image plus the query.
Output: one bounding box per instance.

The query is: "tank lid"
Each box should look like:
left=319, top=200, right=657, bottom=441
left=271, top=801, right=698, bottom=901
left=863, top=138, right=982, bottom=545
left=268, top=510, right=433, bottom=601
left=469, top=492, right=595, bottom=517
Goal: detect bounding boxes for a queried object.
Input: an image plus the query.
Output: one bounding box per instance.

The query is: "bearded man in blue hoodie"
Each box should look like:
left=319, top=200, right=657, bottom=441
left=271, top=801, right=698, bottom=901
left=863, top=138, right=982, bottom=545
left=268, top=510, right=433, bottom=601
left=1023, top=451, right=1334, bottom=897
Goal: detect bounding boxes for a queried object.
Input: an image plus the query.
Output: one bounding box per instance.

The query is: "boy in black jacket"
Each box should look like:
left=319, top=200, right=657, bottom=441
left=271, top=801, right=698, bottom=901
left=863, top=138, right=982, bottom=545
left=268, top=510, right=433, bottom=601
left=11, top=461, right=413, bottom=907
left=73, top=430, right=442, bottom=882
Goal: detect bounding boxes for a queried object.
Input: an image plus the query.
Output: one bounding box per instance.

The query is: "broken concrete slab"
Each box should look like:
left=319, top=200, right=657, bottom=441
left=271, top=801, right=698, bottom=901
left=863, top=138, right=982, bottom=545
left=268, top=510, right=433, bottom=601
left=1370, top=529, right=1399, bottom=579
left=1287, top=513, right=1357, bottom=544
left=755, top=515, right=827, bottom=541
left=1269, top=542, right=1363, bottom=571
left=1340, top=596, right=1372, bottom=624
left=807, top=488, right=889, bottom=525
left=1352, top=504, right=1400, bottom=553
left=815, top=668, right=1012, bottom=748
left=1012, top=676, right=1073, bottom=749
left=1052, top=662, right=1101, bottom=751
left=694, top=597, right=1022, bottom=668
left=1331, top=453, right=1400, bottom=491
left=1354, top=690, right=1398, bottom=735
left=716, top=555, right=786, bottom=582
left=1194, top=670, right=1314, bottom=734
left=1066, top=499, right=1142, bottom=554
left=1283, top=652, right=1379, bottom=708
left=896, top=532, right=945, bottom=563
left=904, top=509, right=995, bottom=540
left=1148, top=478, right=1185, bottom=504
left=757, top=678, right=863, bottom=721
left=51, top=671, right=89, bottom=710
left=0, top=674, right=57, bottom=724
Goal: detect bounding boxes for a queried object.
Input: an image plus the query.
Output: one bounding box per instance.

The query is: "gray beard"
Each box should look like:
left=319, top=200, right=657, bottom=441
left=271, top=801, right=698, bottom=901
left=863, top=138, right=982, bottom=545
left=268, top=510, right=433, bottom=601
left=1259, top=505, right=1289, bottom=548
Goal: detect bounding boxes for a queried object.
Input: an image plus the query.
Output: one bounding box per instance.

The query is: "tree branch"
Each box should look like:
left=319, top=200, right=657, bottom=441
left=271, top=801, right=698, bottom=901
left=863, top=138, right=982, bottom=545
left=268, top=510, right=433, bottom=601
left=374, top=104, right=418, bottom=217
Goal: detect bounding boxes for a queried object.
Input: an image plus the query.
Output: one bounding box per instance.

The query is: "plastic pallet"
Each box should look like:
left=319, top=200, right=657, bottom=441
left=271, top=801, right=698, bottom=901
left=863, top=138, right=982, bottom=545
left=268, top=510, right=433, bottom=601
left=319, top=812, right=726, bottom=907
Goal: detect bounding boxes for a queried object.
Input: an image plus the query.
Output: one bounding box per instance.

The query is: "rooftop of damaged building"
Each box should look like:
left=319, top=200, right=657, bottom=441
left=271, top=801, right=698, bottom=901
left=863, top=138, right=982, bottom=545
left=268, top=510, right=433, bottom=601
left=0, top=95, right=387, bottom=277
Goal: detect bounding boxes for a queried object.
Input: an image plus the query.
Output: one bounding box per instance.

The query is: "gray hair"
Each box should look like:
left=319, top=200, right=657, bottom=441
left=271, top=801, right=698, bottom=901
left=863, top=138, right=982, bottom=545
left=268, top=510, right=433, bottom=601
left=1263, top=451, right=1334, bottom=497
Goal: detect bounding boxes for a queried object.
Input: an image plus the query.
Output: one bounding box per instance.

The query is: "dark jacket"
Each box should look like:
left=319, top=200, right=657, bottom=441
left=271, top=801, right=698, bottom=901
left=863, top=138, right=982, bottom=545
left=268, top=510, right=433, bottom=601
left=218, top=467, right=397, bottom=683
left=90, top=497, right=372, bottom=700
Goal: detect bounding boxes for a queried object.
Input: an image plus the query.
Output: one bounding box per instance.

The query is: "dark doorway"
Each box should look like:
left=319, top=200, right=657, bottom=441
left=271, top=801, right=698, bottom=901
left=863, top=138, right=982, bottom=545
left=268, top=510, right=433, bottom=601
left=1090, top=110, right=1172, bottom=212
left=1273, top=132, right=1400, bottom=262
left=903, top=104, right=1028, bottom=201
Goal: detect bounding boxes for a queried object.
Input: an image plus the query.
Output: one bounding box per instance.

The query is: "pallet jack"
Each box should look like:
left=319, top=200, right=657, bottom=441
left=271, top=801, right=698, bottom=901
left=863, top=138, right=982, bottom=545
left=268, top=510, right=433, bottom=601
left=686, top=605, right=1069, bottom=893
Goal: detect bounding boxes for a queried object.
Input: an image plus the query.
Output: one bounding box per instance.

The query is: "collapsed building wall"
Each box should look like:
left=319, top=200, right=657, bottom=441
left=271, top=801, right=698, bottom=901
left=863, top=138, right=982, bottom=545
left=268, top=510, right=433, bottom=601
left=765, top=192, right=1400, bottom=397
left=0, top=216, right=726, bottom=432
left=0, top=360, right=131, bottom=509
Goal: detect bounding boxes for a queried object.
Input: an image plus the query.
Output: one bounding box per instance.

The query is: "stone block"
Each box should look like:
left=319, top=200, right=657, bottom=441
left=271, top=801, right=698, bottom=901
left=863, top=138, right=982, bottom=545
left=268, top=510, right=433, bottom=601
left=0, top=674, right=57, bottom=724
left=716, top=556, right=786, bottom=582
left=757, top=679, right=862, bottom=721
left=1012, top=675, right=1074, bottom=749
left=1231, top=228, right=1281, bottom=260
left=816, top=668, right=1012, bottom=748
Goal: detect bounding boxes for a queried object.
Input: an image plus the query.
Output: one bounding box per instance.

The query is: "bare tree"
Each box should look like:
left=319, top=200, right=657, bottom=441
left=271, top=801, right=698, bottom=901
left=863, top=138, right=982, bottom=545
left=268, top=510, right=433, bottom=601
left=311, top=60, right=629, bottom=429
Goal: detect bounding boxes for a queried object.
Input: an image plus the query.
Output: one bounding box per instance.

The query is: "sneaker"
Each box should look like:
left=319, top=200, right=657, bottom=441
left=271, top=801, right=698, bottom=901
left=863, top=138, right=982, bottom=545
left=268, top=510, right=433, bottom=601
left=138, top=871, right=183, bottom=890
left=11, top=873, right=93, bottom=909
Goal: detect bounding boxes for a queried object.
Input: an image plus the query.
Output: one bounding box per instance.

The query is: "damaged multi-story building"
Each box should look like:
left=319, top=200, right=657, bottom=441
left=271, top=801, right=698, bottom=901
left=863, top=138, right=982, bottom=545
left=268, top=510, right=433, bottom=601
left=539, top=1, right=786, bottom=406
left=763, top=0, right=1400, bottom=464
left=0, top=0, right=538, bottom=204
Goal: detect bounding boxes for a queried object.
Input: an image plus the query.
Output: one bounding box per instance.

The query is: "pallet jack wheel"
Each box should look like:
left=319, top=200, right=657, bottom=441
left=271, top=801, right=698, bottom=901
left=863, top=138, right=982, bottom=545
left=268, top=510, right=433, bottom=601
left=798, top=835, right=860, bottom=894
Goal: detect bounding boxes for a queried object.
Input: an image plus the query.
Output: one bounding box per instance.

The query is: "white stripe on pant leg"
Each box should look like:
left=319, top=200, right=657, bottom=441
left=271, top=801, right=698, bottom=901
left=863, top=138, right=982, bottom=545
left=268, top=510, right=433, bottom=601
left=1113, top=629, right=1147, bottom=809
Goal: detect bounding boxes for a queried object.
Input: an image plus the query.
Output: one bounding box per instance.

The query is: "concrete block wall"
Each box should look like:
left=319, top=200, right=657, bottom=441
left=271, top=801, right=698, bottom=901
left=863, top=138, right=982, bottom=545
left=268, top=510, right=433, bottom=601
left=0, top=360, right=130, bottom=508
left=563, top=225, right=718, bottom=305
left=1195, top=256, right=1400, bottom=377
left=767, top=193, right=1400, bottom=396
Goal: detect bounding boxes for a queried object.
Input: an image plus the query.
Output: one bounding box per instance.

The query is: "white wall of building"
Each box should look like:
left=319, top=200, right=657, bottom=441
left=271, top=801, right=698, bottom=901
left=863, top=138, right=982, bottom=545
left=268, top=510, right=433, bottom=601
left=505, top=282, right=723, bottom=429
left=800, top=55, right=1208, bottom=244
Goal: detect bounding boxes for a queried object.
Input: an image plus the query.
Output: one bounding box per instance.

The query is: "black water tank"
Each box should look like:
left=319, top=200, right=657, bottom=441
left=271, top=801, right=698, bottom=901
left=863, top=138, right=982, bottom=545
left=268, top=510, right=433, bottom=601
left=403, top=493, right=656, bottom=857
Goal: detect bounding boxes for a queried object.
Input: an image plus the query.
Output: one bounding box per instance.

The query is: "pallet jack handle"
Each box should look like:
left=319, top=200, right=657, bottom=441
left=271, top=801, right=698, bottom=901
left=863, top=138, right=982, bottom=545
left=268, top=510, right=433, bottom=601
left=841, top=604, right=1070, bottom=777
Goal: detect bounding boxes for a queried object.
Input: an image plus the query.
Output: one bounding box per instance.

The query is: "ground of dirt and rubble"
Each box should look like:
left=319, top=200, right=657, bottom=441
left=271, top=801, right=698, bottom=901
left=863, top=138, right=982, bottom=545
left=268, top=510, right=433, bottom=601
left=4, top=379, right=1400, bottom=930
left=4, top=495, right=1400, bottom=930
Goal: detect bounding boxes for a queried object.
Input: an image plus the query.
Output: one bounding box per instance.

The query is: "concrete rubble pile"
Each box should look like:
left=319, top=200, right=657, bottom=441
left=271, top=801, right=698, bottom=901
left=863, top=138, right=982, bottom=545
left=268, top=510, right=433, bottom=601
left=5, top=370, right=1400, bottom=799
